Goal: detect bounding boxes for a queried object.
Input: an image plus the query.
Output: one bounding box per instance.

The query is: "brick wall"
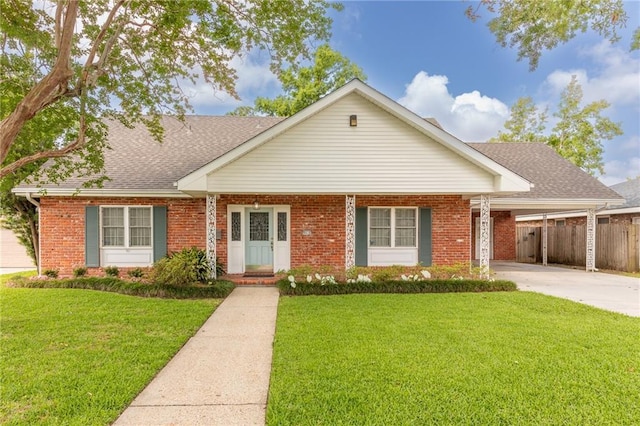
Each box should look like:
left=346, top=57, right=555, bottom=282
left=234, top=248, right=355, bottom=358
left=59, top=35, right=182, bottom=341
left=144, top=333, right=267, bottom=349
left=356, top=195, right=471, bottom=265
left=40, top=194, right=473, bottom=276
left=39, top=197, right=205, bottom=276
left=471, top=211, right=516, bottom=260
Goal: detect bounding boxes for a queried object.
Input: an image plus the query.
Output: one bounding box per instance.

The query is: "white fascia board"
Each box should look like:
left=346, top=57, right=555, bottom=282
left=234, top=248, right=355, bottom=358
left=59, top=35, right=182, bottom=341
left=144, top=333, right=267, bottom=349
left=471, top=197, right=625, bottom=211
left=12, top=187, right=192, bottom=198
left=177, top=79, right=531, bottom=195
left=517, top=206, right=640, bottom=221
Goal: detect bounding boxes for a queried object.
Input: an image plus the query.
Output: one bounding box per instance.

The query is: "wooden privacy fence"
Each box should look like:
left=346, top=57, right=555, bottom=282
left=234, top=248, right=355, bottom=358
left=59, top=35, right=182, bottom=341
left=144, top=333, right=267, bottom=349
left=517, top=224, right=640, bottom=272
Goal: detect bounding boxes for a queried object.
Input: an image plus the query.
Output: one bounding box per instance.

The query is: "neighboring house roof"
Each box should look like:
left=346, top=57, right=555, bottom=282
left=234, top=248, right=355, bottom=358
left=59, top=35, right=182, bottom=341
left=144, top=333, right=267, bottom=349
left=609, top=177, right=640, bottom=209
left=468, top=142, right=623, bottom=212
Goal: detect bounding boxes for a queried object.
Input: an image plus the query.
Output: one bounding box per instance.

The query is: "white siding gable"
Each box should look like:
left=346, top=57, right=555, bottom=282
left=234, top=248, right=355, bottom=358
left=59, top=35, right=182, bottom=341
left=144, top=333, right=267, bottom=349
left=207, top=93, right=496, bottom=194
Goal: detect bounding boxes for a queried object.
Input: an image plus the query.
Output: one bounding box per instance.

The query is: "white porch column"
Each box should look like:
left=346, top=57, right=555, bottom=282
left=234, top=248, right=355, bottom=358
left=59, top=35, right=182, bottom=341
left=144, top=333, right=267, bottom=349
left=345, top=195, right=356, bottom=270
left=206, top=194, right=217, bottom=279
left=542, top=213, right=548, bottom=266
left=479, top=194, right=491, bottom=279
left=586, top=207, right=596, bottom=272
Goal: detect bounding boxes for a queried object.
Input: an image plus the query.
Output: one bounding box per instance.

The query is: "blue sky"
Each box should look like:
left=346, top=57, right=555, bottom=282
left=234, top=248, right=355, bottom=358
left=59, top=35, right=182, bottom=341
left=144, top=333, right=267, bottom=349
left=190, top=1, right=640, bottom=186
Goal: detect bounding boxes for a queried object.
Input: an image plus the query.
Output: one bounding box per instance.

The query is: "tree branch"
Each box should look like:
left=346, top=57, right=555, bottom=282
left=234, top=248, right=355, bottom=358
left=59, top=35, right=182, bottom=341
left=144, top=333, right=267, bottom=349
left=0, top=0, right=77, bottom=165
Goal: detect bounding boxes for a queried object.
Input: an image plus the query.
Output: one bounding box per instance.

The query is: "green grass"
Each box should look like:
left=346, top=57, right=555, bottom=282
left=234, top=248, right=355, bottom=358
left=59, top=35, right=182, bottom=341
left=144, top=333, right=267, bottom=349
left=268, top=292, right=640, bottom=425
left=0, top=287, right=221, bottom=425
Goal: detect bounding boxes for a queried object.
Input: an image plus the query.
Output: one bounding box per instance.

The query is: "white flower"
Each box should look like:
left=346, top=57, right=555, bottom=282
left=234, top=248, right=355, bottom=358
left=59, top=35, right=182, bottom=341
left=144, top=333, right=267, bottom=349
left=421, top=270, right=431, bottom=279
left=315, top=273, right=321, bottom=280
left=287, top=275, right=295, bottom=283
left=306, top=275, right=312, bottom=283
left=401, top=274, right=408, bottom=281
left=290, top=282, right=297, bottom=288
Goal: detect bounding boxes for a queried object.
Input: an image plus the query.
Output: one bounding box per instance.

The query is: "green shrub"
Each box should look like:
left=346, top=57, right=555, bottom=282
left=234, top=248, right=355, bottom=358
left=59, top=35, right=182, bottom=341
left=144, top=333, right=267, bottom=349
left=104, top=266, right=119, bottom=277
left=10, top=277, right=235, bottom=299
left=43, top=269, right=59, bottom=279
left=152, top=247, right=213, bottom=286
left=127, top=268, right=145, bottom=279
left=73, top=266, right=88, bottom=278
left=277, top=278, right=517, bottom=296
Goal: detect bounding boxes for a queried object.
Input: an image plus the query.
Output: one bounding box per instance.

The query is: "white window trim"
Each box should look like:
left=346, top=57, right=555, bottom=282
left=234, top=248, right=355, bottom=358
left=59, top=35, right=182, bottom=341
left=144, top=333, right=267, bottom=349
left=368, top=207, right=418, bottom=249
left=597, top=216, right=610, bottom=225
left=100, top=206, right=153, bottom=249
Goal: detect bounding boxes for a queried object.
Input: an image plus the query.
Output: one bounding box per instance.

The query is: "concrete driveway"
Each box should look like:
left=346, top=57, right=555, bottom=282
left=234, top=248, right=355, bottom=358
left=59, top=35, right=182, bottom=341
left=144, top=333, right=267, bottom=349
left=492, top=262, right=639, bottom=317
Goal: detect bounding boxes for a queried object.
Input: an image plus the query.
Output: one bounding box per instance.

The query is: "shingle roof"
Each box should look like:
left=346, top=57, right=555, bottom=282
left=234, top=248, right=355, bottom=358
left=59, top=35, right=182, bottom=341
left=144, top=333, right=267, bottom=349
left=15, top=115, right=622, bottom=204
left=609, top=177, right=640, bottom=208
left=467, top=142, right=622, bottom=201
left=35, top=116, right=284, bottom=190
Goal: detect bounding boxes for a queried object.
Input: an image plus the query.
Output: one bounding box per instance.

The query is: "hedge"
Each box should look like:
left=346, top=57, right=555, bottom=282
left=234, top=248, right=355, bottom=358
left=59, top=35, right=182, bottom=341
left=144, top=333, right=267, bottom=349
left=277, top=278, right=517, bottom=296
left=9, top=277, right=235, bottom=299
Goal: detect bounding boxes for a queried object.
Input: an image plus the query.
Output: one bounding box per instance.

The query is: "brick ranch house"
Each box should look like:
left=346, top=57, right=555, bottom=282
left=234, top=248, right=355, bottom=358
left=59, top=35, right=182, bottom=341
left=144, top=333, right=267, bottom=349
left=13, top=80, right=623, bottom=277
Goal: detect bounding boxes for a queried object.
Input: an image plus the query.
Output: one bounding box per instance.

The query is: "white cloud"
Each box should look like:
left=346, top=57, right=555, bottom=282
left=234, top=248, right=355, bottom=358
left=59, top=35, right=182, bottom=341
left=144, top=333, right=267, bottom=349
left=600, top=156, right=640, bottom=186
left=186, top=53, right=279, bottom=110
left=398, top=71, right=509, bottom=141
left=542, top=41, right=640, bottom=107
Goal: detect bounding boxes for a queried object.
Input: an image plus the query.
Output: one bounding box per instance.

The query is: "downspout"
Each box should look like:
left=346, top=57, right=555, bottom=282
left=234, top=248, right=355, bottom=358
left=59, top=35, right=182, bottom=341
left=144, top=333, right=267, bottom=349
left=25, top=193, right=41, bottom=276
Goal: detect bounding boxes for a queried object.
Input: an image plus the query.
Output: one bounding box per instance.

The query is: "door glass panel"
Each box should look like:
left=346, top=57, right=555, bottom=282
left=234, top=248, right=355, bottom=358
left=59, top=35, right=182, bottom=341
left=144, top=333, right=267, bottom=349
left=277, top=212, right=287, bottom=241
left=249, top=212, right=270, bottom=241
left=231, top=212, right=241, bottom=241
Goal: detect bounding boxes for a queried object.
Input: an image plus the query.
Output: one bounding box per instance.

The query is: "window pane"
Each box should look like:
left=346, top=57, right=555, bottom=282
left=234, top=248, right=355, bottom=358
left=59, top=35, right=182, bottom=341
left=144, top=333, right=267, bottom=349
left=102, top=208, right=124, bottom=246
left=129, top=207, right=151, bottom=247
left=277, top=212, right=287, bottom=241
left=370, top=208, right=391, bottom=247
left=395, top=209, right=416, bottom=247
left=370, top=208, right=391, bottom=227
left=249, top=212, right=269, bottom=241
left=231, top=212, right=241, bottom=241
left=370, top=228, right=391, bottom=247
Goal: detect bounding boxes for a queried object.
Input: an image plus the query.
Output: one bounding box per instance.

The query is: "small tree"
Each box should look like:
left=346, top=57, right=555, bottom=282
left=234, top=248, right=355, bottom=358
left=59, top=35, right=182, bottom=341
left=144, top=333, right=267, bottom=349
left=490, top=97, right=547, bottom=143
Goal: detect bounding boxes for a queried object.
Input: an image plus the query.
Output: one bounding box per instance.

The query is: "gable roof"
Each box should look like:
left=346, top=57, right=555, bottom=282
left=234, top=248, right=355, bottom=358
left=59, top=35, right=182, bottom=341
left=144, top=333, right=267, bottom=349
left=177, top=79, right=531, bottom=194
left=468, top=142, right=623, bottom=211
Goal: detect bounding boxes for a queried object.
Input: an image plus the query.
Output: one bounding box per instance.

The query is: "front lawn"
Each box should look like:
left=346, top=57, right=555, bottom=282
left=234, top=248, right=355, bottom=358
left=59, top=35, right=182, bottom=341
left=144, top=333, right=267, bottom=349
left=268, top=292, right=640, bottom=425
left=0, top=287, right=220, bottom=425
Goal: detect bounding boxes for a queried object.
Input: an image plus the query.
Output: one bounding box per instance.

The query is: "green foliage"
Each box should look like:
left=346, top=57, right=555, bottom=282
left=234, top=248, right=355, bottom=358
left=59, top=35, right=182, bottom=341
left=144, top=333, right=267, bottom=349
left=43, top=269, right=58, bottom=279
left=1, top=0, right=338, bottom=183
left=230, top=44, right=366, bottom=117
left=104, top=265, right=120, bottom=277
left=127, top=267, right=145, bottom=279
left=72, top=266, right=87, bottom=278
left=467, top=0, right=631, bottom=70
left=492, top=77, right=622, bottom=175
left=1, top=287, right=221, bottom=424
left=490, top=96, right=547, bottom=143
left=268, top=293, right=640, bottom=424
left=548, top=76, right=623, bottom=175
left=277, top=278, right=516, bottom=295
left=8, top=277, right=235, bottom=299
left=152, top=247, right=213, bottom=287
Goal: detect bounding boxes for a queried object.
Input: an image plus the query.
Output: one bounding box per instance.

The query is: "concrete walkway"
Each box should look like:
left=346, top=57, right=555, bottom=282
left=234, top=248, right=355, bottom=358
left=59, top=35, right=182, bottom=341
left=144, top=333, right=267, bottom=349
left=114, top=286, right=280, bottom=426
left=492, top=261, right=640, bottom=317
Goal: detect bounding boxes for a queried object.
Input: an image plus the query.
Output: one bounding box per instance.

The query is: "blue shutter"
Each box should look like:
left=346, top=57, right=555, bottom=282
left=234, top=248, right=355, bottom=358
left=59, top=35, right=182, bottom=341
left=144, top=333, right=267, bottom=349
left=418, top=208, right=432, bottom=266
left=85, top=206, right=100, bottom=267
left=355, top=207, right=368, bottom=266
left=153, top=206, right=168, bottom=262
